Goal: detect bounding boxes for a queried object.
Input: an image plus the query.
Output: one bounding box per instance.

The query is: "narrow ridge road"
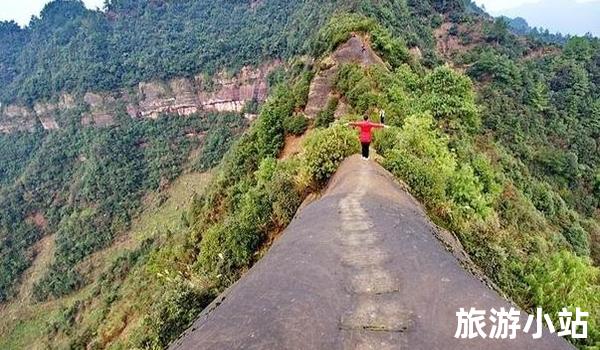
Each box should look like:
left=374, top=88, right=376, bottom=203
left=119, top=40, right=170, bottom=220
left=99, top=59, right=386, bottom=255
left=170, top=155, right=573, bottom=350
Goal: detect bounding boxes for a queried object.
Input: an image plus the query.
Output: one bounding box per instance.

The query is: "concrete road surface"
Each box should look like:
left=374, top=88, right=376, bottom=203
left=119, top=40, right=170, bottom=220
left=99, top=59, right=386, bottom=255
left=170, top=155, right=574, bottom=350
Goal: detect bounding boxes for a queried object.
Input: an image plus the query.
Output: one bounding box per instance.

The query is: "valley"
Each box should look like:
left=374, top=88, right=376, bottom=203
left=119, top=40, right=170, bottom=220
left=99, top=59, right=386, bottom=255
left=0, top=0, right=598, bottom=349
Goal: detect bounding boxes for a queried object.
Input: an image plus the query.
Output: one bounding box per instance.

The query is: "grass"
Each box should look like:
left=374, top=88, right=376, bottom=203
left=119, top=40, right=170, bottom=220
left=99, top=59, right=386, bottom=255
left=0, top=171, right=211, bottom=350
left=17, top=234, right=56, bottom=302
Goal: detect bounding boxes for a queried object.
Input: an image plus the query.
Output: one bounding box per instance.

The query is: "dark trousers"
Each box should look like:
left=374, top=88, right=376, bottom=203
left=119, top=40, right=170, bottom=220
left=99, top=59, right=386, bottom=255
left=361, top=142, right=370, bottom=158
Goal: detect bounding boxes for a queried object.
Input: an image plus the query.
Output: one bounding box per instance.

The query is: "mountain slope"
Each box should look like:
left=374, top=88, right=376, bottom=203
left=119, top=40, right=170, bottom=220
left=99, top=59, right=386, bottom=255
left=0, top=171, right=212, bottom=349
left=171, top=155, right=573, bottom=349
left=0, top=0, right=437, bottom=106
left=0, top=0, right=599, bottom=349
left=0, top=113, right=246, bottom=302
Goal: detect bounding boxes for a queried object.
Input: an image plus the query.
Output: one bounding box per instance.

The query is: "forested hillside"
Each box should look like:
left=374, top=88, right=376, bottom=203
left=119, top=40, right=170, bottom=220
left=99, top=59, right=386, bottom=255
left=0, top=0, right=598, bottom=349
left=0, top=0, right=455, bottom=108
left=0, top=0, right=435, bottom=105
left=0, top=113, right=246, bottom=301
left=1, top=0, right=325, bottom=104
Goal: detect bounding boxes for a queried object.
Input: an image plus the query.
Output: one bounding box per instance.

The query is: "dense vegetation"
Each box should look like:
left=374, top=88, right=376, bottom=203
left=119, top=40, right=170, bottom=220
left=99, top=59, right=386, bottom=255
left=147, top=78, right=360, bottom=348
left=327, top=16, right=600, bottom=346
left=331, top=60, right=599, bottom=346
left=0, top=112, right=246, bottom=302
left=0, top=0, right=454, bottom=106
left=455, top=27, right=600, bottom=262
left=0, top=0, right=335, bottom=105
left=146, top=12, right=599, bottom=348
left=0, top=0, right=599, bottom=349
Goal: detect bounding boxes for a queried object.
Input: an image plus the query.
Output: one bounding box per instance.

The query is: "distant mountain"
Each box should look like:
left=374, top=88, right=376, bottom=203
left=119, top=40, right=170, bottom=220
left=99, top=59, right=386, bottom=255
left=494, top=0, right=600, bottom=36
left=501, top=16, right=568, bottom=45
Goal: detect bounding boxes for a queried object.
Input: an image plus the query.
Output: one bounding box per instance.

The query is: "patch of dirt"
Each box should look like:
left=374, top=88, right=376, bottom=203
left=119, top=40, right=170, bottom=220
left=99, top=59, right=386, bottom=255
left=523, top=46, right=560, bottom=60
left=305, top=35, right=386, bottom=118
left=334, top=98, right=350, bottom=118
left=185, top=131, right=207, bottom=140
left=434, top=22, right=482, bottom=60
left=81, top=113, right=115, bottom=127
left=435, top=23, right=461, bottom=56
left=100, top=312, right=131, bottom=346
left=26, top=212, right=48, bottom=231
left=279, top=134, right=306, bottom=160
left=110, top=313, right=142, bottom=348
left=409, top=46, right=422, bottom=60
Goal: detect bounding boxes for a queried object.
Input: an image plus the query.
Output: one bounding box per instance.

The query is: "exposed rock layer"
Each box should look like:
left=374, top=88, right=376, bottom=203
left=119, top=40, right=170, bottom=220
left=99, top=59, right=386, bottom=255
left=0, top=62, right=279, bottom=133
left=170, top=156, right=573, bottom=350
left=305, top=36, right=385, bottom=118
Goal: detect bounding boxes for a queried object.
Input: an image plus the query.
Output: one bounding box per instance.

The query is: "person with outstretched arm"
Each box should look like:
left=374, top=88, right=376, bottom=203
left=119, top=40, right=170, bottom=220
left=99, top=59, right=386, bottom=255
left=347, top=115, right=388, bottom=160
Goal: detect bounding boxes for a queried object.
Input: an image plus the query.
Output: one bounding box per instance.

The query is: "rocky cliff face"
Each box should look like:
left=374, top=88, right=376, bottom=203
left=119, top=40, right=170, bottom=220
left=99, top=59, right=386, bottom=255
left=0, top=62, right=279, bottom=133
left=304, top=35, right=385, bottom=118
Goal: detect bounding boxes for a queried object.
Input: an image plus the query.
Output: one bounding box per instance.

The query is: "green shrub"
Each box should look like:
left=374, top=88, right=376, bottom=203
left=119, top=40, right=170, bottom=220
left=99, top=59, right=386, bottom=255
left=283, top=115, right=309, bottom=135
left=0, top=131, right=44, bottom=186
left=467, top=50, right=520, bottom=85
left=34, top=208, right=111, bottom=300
left=313, top=13, right=375, bottom=55
left=303, top=124, right=360, bottom=183
left=470, top=154, right=500, bottom=190
left=370, top=26, right=411, bottom=68
left=449, top=164, right=493, bottom=219
left=372, top=127, right=398, bottom=155
left=420, top=66, right=480, bottom=134
left=336, top=64, right=365, bottom=93
left=135, top=279, right=214, bottom=349
left=242, top=98, right=260, bottom=114
left=381, top=113, right=456, bottom=205
left=562, top=223, right=591, bottom=257
left=267, top=67, right=288, bottom=89
left=593, top=169, right=600, bottom=195
left=197, top=157, right=301, bottom=283
left=292, top=70, right=315, bottom=110
left=315, top=97, right=339, bottom=128
left=47, top=301, right=82, bottom=337
left=535, top=149, right=580, bottom=180
left=194, top=126, right=235, bottom=171
left=527, top=181, right=557, bottom=217
left=33, top=265, right=84, bottom=301
left=336, top=64, right=384, bottom=114
left=448, top=24, right=459, bottom=36
left=379, top=113, right=497, bottom=224
left=264, top=159, right=303, bottom=228
left=525, top=251, right=600, bottom=347
left=255, top=86, right=295, bottom=159
left=198, top=197, right=267, bottom=284
left=586, top=220, right=600, bottom=266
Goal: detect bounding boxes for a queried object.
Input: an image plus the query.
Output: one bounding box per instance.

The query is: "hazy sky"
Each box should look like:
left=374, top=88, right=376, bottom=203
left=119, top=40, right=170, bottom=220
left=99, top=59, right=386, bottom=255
left=0, top=0, right=598, bottom=35
left=0, top=0, right=104, bottom=26
left=476, top=0, right=600, bottom=35
left=476, top=0, right=598, bottom=11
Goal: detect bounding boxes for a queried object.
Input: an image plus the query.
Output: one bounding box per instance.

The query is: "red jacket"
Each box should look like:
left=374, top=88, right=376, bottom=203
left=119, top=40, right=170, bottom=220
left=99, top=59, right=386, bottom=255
left=350, top=120, right=384, bottom=143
